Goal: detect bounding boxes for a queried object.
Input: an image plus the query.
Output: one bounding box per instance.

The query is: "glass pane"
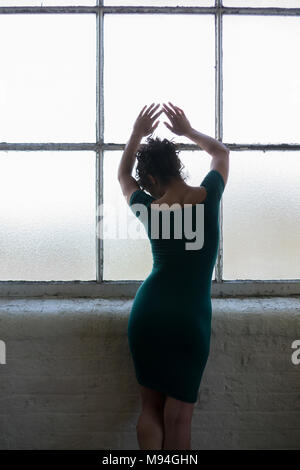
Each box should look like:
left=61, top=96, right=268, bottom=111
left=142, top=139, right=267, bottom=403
left=223, top=151, right=300, bottom=280
left=103, top=150, right=216, bottom=280
left=223, top=15, right=300, bottom=144
left=0, top=14, right=96, bottom=143
left=0, top=1, right=96, bottom=5
left=0, top=151, right=96, bottom=281
left=224, top=0, right=300, bottom=6
left=104, top=14, right=215, bottom=144
left=103, top=151, right=151, bottom=281
left=104, top=1, right=214, bottom=5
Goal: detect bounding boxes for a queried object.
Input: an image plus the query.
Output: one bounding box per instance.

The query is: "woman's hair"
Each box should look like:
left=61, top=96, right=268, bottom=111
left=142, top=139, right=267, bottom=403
left=135, top=136, right=186, bottom=190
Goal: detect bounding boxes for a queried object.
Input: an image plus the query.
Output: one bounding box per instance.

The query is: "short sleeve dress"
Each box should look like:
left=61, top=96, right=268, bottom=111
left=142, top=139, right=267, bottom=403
left=127, top=169, right=225, bottom=403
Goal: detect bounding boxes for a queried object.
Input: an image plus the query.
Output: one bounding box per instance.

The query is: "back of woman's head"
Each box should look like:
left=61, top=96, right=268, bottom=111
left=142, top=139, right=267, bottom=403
left=135, top=136, right=186, bottom=190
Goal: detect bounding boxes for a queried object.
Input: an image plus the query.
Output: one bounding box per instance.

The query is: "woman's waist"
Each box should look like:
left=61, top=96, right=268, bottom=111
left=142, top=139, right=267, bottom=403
left=146, top=265, right=213, bottom=289
left=152, top=253, right=214, bottom=271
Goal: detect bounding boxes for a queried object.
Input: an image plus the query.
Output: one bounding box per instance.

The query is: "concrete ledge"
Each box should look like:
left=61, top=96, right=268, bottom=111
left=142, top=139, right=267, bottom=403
left=0, top=297, right=300, bottom=450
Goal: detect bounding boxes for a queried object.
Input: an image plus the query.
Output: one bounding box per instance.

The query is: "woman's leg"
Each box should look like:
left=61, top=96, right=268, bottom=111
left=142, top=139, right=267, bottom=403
left=162, top=396, right=195, bottom=450
left=136, top=384, right=166, bottom=450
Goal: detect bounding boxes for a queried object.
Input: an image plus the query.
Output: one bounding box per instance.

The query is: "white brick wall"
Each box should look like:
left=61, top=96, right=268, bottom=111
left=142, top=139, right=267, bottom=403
left=0, top=297, right=299, bottom=450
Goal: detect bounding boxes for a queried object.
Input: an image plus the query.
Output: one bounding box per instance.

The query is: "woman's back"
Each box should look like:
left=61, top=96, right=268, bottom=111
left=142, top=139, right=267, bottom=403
left=127, top=169, right=225, bottom=403
left=129, top=169, right=224, bottom=272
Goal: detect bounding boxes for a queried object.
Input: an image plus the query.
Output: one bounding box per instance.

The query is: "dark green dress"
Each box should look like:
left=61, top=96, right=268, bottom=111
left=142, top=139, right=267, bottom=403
left=128, top=169, right=225, bottom=403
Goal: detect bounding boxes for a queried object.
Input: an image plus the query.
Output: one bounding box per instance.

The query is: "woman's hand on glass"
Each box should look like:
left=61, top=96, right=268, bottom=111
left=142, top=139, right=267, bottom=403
left=162, top=102, right=193, bottom=137
left=132, top=103, right=163, bottom=137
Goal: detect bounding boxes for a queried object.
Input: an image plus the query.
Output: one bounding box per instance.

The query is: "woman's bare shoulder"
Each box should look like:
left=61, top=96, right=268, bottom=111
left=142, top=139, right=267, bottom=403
left=151, top=186, right=206, bottom=208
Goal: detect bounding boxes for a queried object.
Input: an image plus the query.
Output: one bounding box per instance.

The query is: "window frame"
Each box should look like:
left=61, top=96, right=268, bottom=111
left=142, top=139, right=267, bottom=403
left=0, top=0, right=299, bottom=298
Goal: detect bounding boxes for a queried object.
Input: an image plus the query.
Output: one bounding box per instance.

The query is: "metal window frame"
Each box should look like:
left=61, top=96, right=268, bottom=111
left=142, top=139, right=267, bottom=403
left=0, top=1, right=299, bottom=298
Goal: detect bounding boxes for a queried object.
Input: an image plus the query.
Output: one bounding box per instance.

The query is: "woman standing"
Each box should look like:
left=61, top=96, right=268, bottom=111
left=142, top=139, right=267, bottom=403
left=117, top=102, right=229, bottom=450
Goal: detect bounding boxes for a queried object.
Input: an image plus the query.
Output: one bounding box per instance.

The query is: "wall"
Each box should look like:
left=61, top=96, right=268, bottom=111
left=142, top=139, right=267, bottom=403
left=0, top=297, right=300, bottom=450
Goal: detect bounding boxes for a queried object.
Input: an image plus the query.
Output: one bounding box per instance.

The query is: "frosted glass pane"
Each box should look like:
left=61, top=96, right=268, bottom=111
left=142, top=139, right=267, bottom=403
left=104, top=1, right=214, bottom=5
left=103, top=151, right=151, bottom=280
left=104, top=14, right=215, bottom=143
left=0, top=15, right=96, bottom=142
left=0, top=151, right=96, bottom=281
left=103, top=150, right=216, bottom=280
left=223, top=15, right=300, bottom=144
left=223, top=151, right=300, bottom=280
left=224, top=0, right=300, bottom=6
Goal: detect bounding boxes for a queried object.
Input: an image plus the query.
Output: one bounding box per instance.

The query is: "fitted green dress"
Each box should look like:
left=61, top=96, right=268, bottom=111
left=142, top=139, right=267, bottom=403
left=128, top=169, right=225, bottom=403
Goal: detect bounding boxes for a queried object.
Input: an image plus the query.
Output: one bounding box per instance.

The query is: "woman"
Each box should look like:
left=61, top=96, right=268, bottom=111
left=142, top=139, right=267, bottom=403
left=117, top=102, right=229, bottom=450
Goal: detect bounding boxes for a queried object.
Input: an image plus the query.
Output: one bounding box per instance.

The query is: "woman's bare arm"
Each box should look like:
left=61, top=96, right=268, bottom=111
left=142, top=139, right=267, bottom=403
left=163, top=102, right=229, bottom=186
left=185, top=127, right=229, bottom=157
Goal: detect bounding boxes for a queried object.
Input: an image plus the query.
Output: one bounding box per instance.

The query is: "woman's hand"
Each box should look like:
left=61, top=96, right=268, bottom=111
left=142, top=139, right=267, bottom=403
left=162, top=102, right=193, bottom=136
left=132, top=103, right=163, bottom=137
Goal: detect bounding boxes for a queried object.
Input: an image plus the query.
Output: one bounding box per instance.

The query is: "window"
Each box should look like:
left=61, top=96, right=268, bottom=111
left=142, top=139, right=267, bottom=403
left=0, top=151, right=96, bottom=281
left=0, top=1, right=299, bottom=297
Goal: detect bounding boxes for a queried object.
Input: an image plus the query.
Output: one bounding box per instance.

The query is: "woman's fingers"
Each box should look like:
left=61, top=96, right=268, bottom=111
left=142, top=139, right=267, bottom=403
left=164, top=121, right=172, bottom=131
left=149, top=104, right=161, bottom=118
left=139, top=103, right=154, bottom=118
left=168, top=101, right=183, bottom=114
left=145, top=103, right=157, bottom=116
left=165, top=102, right=182, bottom=119
left=139, top=102, right=183, bottom=123
left=151, top=119, right=160, bottom=132
left=151, top=109, right=163, bottom=121
left=163, top=102, right=174, bottom=112
left=162, top=103, right=175, bottom=119
left=138, top=105, right=148, bottom=117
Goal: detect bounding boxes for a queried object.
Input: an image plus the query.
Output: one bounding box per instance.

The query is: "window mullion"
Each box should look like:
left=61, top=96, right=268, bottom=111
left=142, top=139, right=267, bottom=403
left=96, top=0, right=104, bottom=283
left=215, top=0, right=223, bottom=282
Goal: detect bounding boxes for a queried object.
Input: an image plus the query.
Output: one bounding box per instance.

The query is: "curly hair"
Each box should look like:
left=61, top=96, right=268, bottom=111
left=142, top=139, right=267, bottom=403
left=135, top=136, right=186, bottom=190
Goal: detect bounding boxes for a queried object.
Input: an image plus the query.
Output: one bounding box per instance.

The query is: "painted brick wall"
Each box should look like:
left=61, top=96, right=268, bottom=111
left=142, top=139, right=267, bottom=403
left=0, top=297, right=299, bottom=450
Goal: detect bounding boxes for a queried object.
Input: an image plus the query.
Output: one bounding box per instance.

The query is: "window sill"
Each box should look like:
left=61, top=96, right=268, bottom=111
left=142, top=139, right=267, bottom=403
left=0, top=279, right=300, bottom=298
